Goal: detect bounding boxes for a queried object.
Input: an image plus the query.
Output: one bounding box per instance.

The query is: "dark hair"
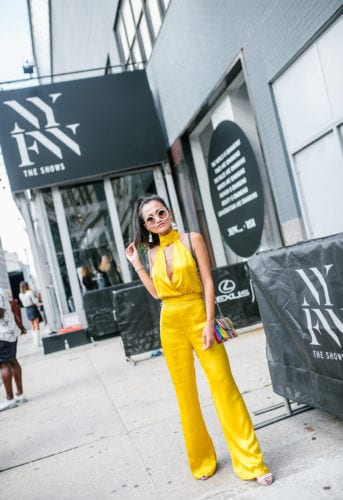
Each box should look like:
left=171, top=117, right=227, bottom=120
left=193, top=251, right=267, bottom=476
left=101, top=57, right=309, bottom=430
left=132, top=193, right=169, bottom=248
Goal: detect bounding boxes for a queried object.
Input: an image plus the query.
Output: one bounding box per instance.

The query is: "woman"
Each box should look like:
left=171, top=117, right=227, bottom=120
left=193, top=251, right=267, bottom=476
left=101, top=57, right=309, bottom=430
left=126, top=193, right=273, bottom=486
left=0, top=288, right=27, bottom=411
left=19, top=282, right=42, bottom=347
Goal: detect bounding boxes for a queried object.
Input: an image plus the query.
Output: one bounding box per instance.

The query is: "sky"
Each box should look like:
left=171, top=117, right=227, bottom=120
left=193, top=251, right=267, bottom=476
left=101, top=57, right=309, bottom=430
left=0, top=0, right=36, bottom=272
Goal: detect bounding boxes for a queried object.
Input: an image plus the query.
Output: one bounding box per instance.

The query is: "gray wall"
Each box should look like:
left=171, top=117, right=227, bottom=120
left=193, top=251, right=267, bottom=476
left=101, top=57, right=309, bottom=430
left=146, top=0, right=343, bottom=224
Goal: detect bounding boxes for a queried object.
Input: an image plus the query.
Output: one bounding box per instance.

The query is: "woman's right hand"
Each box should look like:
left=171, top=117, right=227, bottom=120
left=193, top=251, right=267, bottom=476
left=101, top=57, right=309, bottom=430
left=126, top=242, right=141, bottom=268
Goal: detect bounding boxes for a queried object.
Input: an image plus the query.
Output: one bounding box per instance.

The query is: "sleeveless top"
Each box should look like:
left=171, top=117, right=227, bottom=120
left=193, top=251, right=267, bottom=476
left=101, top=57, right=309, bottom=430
left=152, top=229, right=202, bottom=299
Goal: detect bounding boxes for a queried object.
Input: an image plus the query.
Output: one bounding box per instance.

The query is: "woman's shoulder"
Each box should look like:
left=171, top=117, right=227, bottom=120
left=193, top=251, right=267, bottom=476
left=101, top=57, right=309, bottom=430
left=179, top=231, right=203, bottom=244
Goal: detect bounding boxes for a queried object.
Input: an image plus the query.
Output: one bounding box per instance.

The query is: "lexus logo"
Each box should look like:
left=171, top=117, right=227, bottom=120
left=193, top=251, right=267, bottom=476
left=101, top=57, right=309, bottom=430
left=218, top=279, right=236, bottom=294
left=216, top=278, right=251, bottom=303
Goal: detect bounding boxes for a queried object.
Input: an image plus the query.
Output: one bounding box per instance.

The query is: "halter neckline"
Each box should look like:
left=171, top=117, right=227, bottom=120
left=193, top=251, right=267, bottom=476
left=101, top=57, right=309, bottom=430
left=159, top=229, right=179, bottom=247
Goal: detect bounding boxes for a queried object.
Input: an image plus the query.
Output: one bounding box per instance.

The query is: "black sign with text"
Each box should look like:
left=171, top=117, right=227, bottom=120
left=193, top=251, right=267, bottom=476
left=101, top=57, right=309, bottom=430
left=211, top=263, right=260, bottom=328
left=0, top=70, right=167, bottom=192
left=208, top=121, right=264, bottom=257
left=248, top=234, right=343, bottom=417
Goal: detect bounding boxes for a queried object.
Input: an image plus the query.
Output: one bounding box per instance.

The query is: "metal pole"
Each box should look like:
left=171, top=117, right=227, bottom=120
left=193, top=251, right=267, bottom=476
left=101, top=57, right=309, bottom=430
left=103, top=178, right=131, bottom=283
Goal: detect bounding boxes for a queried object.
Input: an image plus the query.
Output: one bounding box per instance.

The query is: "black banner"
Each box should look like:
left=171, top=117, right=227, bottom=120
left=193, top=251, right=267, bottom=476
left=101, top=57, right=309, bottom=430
left=112, top=284, right=161, bottom=358
left=248, top=234, right=343, bottom=417
left=208, top=121, right=264, bottom=257
left=83, top=282, right=140, bottom=338
left=0, top=70, right=167, bottom=192
left=211, top=264, right=260, bottom=328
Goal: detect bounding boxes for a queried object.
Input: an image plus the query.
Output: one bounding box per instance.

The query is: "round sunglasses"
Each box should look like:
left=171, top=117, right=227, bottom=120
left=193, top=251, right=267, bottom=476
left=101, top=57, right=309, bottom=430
left=144, top=208, right=169, bottom=227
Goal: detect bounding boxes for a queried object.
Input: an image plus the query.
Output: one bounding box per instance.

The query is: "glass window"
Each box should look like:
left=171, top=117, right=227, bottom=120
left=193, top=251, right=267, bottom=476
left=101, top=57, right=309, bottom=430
left=60, top=182, right=123, bottom=292
left=132, top=37, right=144, bottom=68
left=139, top=14, right=152, bottom=59
left=122, top=0, right=136, bottom=46
left=146, top=0, right=162, bottom=38
left=117, top=16, right=130, bottom=60
left=115, top=0, right=169, bottom=67
left=293, top=132, right=343, bottom=238
left=42, top=189, right=73, bottom=309
left=131, top=0, right=142, bottom=23
left=161, top=0, right=170, bottom=10
left=273, top=45, right=332, bottom=152
left=317, top=16, right=343, bottom=122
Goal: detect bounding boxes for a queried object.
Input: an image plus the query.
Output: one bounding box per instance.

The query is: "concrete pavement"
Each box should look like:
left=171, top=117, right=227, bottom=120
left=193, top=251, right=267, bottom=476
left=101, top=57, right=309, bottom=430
left=0, top=327, right=342, bottom=499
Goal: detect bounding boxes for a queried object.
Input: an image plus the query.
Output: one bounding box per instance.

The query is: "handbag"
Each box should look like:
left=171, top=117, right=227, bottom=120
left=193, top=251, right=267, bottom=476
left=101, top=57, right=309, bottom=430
left=214, top=300, right=238, bottom=343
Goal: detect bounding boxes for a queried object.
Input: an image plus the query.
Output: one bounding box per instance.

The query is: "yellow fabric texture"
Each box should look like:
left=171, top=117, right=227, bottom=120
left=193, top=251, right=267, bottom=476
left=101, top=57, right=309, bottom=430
left=152, top=230, right=269, bottom=480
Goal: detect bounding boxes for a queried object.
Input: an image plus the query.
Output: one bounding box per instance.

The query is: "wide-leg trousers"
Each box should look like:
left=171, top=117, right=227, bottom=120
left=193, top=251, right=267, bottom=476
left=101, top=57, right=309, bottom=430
left=160, top=295, right=269, bottom=480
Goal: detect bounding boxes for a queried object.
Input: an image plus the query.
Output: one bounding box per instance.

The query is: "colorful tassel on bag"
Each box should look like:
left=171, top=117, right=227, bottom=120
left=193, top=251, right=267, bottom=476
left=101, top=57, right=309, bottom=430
left=214, top=316, right=238, bottom=343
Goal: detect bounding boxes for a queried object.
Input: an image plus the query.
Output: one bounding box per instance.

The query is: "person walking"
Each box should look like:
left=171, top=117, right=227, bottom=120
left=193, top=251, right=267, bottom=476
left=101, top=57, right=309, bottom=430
left=19, top=281, right=42, bottom=347
left=125, top=193, right=273, bottom=486
left=0, top=288, right=27, bottom=411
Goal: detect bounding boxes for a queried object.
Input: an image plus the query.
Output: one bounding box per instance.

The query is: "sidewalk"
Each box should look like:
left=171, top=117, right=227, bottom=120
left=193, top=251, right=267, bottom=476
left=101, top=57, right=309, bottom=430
left=1, top=328, right=342, bottom=499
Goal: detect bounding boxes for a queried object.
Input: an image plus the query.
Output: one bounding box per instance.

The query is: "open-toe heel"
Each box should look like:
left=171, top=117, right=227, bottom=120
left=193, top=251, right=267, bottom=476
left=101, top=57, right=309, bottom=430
left=256, top=472, right=274, bottom=486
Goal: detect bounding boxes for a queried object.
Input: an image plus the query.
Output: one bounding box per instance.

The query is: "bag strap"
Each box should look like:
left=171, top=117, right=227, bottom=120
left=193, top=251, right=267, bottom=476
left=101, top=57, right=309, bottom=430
left=187, top=232, right=196, bottom=264
left=215, top=300, right=224, bottom=317
left=188, top=232, right=222, bottom=315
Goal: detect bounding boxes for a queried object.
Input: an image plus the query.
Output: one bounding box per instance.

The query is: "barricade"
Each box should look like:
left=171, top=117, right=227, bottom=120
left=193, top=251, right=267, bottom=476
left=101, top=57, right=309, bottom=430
left=83, top=281, right=140, bottom=338
left=248, top=233, right=343, bottom=418
left=112, top=284, right=161, bottom=364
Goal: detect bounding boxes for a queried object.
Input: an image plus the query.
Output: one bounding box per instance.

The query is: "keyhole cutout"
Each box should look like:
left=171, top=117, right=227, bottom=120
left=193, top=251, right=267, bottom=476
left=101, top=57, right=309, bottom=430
left=163, top=245, right=174, bottom=282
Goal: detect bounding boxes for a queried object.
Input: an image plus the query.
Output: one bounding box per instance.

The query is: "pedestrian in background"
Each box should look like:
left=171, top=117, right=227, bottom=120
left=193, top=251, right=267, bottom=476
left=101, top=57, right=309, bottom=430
left=0, top=288, right=27, bottom=411
left=126, top=193, right=273, bottom=486
left=19, top=281, right=42, bottom=347
left=81, top=265, right=98, bottom=292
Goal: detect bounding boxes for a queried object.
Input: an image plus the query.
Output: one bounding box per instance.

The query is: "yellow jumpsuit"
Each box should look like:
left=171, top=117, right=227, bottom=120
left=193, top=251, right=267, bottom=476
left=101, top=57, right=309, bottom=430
left=152, top=229, right=269, bottom=480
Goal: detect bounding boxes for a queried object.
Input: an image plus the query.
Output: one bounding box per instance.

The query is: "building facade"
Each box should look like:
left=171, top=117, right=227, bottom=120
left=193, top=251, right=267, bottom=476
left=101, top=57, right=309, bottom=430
left=1, top=0, right=342, bottom=331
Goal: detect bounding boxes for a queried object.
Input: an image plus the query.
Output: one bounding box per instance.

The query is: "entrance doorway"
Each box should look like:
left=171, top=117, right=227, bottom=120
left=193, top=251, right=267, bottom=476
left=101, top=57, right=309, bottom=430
left=189, top=68, right=281, bottom=267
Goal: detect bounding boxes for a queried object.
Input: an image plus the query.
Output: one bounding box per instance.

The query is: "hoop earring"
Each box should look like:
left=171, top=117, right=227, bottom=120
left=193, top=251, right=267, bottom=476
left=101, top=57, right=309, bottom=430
left=148, top=232, right=153, bottom=243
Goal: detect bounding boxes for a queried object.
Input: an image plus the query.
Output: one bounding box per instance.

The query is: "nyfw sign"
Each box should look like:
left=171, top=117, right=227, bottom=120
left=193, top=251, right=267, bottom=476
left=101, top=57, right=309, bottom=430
left=248, top=234, right=343, bottom=417
left=296, top=264, right=343, bottom=353
left=0, top=71, right=167, bottom=192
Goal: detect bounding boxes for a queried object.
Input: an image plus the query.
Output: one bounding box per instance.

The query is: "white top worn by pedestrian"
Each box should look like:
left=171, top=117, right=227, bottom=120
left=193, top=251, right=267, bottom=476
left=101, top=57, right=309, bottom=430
left=19, top=289, right=37, bottom=307
left=0, top=288, right=20, bottom=343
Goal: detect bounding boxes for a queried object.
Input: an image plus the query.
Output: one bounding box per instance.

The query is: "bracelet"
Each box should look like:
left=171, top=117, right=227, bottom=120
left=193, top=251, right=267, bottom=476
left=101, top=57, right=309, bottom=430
left=135, top=266, right=144, bottom=273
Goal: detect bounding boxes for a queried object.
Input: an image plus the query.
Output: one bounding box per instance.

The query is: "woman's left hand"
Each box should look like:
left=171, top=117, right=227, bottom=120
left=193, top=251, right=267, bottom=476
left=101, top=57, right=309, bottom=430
left=202, top=324, right=215, bottom=350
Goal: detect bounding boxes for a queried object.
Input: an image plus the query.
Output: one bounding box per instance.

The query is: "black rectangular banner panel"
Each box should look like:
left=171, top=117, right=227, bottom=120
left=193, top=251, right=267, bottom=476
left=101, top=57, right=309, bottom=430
left=211, top=263, right=260, bottom=328
left=0, top=70, right=167, bottom=192
left=112, top=284, right=161, bottom=358
left=248, top=234, right=343, bottom=417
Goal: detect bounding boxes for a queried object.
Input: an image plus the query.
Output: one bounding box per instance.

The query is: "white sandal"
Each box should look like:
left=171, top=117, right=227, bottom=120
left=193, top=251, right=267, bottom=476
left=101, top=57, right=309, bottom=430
left=256, top=472, right=274, bottom=486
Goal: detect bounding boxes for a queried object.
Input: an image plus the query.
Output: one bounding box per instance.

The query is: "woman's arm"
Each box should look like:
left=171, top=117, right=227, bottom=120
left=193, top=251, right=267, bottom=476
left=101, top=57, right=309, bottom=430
left=192, top=232, right=216, bottom=350
left=126, top=242, right=159, bottom=299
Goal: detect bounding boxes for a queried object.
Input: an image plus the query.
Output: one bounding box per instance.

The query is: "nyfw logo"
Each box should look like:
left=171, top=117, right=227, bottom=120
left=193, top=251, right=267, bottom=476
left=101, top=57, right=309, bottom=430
left=4, top=93, right=81, bottom=167
left=296, top=265, right=342, bottom=348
